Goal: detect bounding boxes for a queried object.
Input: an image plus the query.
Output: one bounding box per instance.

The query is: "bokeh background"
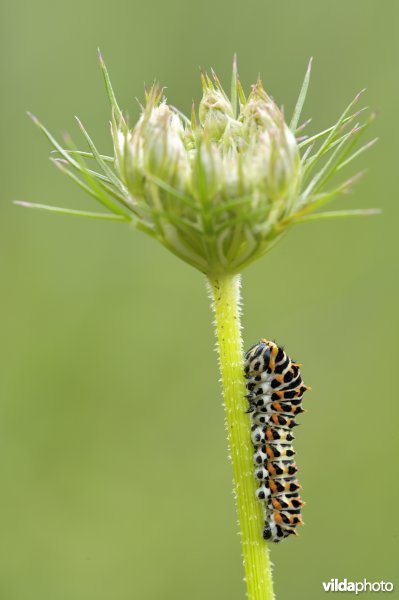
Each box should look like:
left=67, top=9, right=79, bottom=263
left=1, top=1, right=398, bottom=598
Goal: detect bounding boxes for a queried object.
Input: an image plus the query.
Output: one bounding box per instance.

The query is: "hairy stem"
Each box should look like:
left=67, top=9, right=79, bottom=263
left=208, top=274, right=275, bottom=600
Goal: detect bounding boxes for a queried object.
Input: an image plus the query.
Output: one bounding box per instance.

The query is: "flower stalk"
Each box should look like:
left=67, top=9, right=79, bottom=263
left=209, top=274, right=274, bottom=600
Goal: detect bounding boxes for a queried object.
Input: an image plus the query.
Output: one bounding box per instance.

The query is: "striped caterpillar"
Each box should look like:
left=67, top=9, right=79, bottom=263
left=244, top=339, right=310, bottom=543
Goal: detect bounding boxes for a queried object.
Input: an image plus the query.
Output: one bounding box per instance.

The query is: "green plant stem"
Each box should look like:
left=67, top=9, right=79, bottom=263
left=208, top=274, right=275, bottom=600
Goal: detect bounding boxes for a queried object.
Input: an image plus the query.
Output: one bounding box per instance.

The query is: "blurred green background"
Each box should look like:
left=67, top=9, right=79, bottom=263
left=1, top=1, right=397, bottom=598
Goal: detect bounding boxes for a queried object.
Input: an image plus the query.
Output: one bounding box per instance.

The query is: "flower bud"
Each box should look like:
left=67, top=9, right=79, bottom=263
left=112, top=78, right=302, bottom=273
left=142, top=104, right=186, bottom=182
left=29, top=56, right=375, bottom=276
left=240, top=82, right=301, bottom=202
left=115, top=93, right=190, bottom=197
left=199, top=74, right=234, bottom=141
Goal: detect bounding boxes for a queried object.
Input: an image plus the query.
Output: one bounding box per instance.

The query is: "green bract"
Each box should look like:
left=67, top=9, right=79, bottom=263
left=19, top=53, right=378, bottom=276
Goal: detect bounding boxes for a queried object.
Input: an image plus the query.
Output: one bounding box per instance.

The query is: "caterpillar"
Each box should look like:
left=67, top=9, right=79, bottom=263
left=244, top=339, right=310, bottom=543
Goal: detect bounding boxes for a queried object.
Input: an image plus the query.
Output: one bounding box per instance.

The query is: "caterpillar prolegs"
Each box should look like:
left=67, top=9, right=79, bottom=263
left=244, top=339, right=310, bottom=543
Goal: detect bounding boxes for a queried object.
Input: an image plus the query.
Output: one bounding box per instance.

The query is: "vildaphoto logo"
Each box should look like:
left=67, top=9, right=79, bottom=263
left=322, top=579, right=394, bottom=594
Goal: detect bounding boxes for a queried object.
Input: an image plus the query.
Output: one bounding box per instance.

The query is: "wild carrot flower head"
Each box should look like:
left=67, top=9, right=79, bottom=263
left=20, top=53, right=378, bottom=276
